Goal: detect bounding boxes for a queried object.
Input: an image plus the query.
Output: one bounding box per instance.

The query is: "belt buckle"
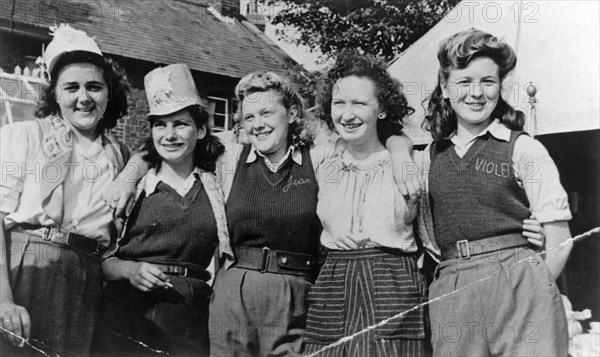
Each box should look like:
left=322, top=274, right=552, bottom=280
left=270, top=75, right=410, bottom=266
left=456, top=240, right=471, bottom=259
left=92, top=243, right=100, bottom=256
left=53, top=230, right=71, bottom=245
left=179, top=267, right=188, bottom=278
left=42, top=227, right=53, bottom=241
left=259, top=247, right=270, bottom=273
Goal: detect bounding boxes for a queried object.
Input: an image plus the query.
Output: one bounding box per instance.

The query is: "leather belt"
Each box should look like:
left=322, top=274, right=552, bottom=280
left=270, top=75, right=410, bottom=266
left=154, top=263, right=211, bottom=281
left=12, top=226, right=102, bottom=255
left=233, top=246, right=317, bottom=279
left=441, top=234, right=530, bottom=261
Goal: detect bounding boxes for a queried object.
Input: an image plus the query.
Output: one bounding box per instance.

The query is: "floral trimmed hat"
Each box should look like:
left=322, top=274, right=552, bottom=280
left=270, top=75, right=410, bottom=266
left=144, top=63, right=203, bottom=117
left=43, top=24, right=103, bottom=78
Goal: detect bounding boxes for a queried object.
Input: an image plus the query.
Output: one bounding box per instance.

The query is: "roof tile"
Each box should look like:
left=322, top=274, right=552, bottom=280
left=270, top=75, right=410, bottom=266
left=2, top=0, right=292, bottom=78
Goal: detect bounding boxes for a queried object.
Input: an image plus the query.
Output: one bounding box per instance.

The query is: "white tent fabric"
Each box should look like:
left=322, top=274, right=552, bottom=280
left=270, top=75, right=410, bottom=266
left=388, top=0, right=600, bottom=145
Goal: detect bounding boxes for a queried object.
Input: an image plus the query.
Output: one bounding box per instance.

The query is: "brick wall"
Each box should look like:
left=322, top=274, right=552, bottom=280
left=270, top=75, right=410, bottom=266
left=111, top=88, right=150, bottom=151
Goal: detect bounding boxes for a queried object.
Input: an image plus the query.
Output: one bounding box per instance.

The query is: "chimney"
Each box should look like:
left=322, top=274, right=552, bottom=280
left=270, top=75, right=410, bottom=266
left=243, top=0, right=266, bottom=32
left=210, top=0, right=240, bottom=17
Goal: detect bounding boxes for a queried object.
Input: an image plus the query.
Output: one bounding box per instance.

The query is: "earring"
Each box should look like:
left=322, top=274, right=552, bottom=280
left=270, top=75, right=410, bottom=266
left=378, top=113, right=385, bottom=119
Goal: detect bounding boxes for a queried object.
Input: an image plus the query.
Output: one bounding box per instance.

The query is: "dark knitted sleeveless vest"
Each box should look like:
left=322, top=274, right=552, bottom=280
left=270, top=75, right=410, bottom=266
left=226, top=145, right=321, bottom=256
left=117, top=180, right=218, bottom=271
left=429, top=131, right=531, bottom=252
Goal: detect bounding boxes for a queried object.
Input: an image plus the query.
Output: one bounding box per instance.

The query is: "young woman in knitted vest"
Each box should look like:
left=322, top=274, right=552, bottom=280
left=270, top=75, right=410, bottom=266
left=95, top=64, right=231, bottom=356
left=416, top=28, right=572, bottom=357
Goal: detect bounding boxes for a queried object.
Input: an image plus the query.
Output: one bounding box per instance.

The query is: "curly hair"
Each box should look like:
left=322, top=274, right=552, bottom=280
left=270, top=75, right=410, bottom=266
left=235, top=71, right=314, bottom=148
left=318, top=49, right=414, bottom=144
left=35, top=51, right=130, bottom=133
left=423, top=28, right=525, bottom=145
left=142, top=105, right=225, bottom=173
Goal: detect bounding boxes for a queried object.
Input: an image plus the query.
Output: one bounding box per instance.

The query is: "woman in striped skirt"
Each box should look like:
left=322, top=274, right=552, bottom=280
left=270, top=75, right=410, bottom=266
left=303, top=50, right=427, bottom=356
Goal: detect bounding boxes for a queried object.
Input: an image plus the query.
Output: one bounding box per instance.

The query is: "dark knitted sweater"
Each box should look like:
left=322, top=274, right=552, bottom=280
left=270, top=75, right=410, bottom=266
left=429, top=131, right=531, bottom=252
left=117, top=180, right=218, bottom=271
left=226, top=145, right=321, bottom=256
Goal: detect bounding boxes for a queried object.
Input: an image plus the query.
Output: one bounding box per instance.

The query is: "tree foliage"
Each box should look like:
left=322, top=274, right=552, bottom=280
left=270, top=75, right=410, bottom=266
left=267, top=0, right=460, bottom=61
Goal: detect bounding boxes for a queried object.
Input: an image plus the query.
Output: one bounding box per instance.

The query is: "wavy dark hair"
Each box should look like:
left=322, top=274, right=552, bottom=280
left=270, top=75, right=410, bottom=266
left=35, top=51, right=130, bottom=133
left=235, top=71, right=314, bottom=148
left=318, top=49, right=414, bottom=144
left=423, top=28, right=525, bottom=146
left=142, top=105, right=225, bottom=173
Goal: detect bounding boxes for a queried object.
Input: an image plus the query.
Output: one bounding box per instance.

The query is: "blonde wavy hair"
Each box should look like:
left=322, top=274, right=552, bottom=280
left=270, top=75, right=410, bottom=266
left=235, top=71, right=315, bottom=148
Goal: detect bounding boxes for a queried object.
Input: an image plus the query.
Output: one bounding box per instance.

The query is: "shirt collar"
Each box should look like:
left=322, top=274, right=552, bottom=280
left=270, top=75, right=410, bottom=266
left=143, top=166, right=203, bottom=196
left=449, top=119, right=511, bottom=147
left=246, top=145, right=302, bottom=166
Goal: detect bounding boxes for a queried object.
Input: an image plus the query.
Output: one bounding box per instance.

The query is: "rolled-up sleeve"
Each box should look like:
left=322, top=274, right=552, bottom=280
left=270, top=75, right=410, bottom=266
left=413, top=148, right=441, bottom=263
left=0, top=123, right=30, bottom=213
left=514, top=136, right=572, bottom=223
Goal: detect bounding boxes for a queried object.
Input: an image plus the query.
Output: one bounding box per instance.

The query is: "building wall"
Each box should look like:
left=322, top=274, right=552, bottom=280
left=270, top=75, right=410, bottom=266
left=113, top=87, right=151, bottom=150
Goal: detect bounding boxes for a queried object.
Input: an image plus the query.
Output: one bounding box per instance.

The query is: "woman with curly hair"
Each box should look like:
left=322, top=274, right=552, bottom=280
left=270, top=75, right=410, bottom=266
left=0, top=24, right=129, bottom=356
left=302, top=49, right=428, bottom=356
left=419, top=28, right=572, bottom=356
left=94, top=64, right=229, bottom=356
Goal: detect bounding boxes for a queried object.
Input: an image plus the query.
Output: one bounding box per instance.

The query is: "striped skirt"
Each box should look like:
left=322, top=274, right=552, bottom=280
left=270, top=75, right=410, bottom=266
left=303, top=248, right=426, bottom=357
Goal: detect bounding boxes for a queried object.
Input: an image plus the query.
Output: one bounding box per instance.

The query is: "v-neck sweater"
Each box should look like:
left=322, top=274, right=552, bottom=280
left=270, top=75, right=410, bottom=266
left=225, top=145, right=321, bottom=255
left=116, top=180, right=218, bottom=271
left=429, top=131, right=531, bottom=252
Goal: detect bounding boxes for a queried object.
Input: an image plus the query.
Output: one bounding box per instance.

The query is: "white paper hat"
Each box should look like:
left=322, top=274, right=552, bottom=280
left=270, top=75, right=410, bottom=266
left=144, top=63, right=203, bottom=117
left=44, top=24, right=103, bottom=77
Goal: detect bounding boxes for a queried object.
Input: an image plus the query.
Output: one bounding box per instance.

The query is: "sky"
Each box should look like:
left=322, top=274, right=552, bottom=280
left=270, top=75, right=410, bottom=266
left=243, top=1, right=326, bottom=71
left=264, top=22, right=325, bottom=71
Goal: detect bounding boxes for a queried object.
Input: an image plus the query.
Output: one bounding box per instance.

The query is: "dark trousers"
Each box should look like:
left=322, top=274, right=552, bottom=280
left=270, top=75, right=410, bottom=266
left=94, top=277, right=211, bottom=356
left=1, top=232, right=102, bottom=357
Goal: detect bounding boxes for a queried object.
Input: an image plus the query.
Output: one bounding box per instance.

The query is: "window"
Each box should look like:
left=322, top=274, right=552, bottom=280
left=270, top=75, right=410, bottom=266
left=208, top=96, right=234, bottom=132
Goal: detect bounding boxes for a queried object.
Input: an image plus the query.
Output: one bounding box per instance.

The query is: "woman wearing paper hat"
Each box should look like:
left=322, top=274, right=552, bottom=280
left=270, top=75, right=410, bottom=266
left=95, top=63, right=232, bottom=356
left=0, top=24, right=130, bottom=355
